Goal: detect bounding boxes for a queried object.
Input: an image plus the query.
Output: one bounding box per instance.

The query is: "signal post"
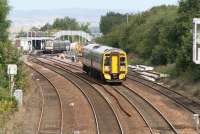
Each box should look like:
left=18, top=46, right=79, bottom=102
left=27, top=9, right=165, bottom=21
left=193, top=18, right=200, bottom=133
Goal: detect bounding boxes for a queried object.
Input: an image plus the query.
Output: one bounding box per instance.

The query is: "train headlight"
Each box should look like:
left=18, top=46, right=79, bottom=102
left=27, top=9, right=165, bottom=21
left=120, top=66, right=126, bottom=71
left=104, top=66, right=110, bottom=72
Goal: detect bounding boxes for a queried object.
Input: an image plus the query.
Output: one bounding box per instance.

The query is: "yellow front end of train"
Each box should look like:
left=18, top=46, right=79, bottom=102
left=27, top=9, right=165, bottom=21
left=102, top=51, right=128, bottom=82
left=82, top=44, right=128, bottom=83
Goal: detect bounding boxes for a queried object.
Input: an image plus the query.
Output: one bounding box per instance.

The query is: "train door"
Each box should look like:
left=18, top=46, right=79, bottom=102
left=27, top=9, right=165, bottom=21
left=111, top=55, right=119, bottom=74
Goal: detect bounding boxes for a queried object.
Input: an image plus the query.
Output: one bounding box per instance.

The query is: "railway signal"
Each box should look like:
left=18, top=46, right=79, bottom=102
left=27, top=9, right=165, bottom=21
left=7, top=64, right=17, bottom=96
left=193, top=18, right=200, bottom=64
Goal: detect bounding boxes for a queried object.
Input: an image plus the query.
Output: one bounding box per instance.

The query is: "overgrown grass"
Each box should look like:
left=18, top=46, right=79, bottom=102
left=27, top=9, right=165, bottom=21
left=0, top=42, right=27, bottom=130
left=0, top=96, right=17, bottom=114
left=155, top=64, right=177, bottom=76
left=129, top=56, right=150, bottom=65
left=0, top=87, right=9, bottom=97
left=0, top=86, right=17, bottom=131
left=15, top=63, right=28, bottom=92
left=156, top=64, right=200, bottom=100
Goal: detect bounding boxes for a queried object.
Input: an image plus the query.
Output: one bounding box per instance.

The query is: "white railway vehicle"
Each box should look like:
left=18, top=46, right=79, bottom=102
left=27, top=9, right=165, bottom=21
left=44, top=40, right=70, bottom=53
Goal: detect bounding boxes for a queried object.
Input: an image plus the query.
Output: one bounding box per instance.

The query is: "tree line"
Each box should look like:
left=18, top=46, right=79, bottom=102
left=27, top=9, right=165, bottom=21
left=40, top=17, right=90, bottom=33
left=97, top=0, right=200, bottom=81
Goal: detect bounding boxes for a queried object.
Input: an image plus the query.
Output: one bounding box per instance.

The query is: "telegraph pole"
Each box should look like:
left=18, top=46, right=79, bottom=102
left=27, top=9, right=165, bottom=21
left=126, top=13, right=129, bottom=25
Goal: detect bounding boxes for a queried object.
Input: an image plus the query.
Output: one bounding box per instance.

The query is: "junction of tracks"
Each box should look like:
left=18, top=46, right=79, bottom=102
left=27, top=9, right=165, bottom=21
left=22, top=55, right=200, bottom=134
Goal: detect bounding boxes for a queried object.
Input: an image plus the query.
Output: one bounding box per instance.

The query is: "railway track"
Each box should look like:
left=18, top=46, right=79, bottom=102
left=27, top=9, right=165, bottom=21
left=112, top=85, right=178, bottom=134
left=78, top=75, right=157, bottom=134
left=46, top=56, right=200, bottom=110
left=40, top=57, right=155, bottom=133
left=25, top=64, right=64, bottom=134
left=30, top=57, right=123, bottom=134
left=44, top=56, right=82, bottom=71
left=128, top=71, right=200, bottom=114
left=37, top=56, right=180, bottom=134
left=45, top=55, right=200, bottom=114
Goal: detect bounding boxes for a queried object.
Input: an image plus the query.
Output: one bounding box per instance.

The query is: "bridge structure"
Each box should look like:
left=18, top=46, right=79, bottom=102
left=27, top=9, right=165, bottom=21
left=53, top=30, right=94, bottom=42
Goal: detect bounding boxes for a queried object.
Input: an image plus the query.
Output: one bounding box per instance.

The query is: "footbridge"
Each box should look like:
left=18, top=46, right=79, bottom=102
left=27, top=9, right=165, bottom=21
left=53, top=30, right=93, bottom=42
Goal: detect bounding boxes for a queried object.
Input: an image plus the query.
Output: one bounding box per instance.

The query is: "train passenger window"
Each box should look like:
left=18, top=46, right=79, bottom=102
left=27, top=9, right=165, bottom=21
left=120, top=57, right=126, bottom=66
left=104, top=57, right=110, bottom=66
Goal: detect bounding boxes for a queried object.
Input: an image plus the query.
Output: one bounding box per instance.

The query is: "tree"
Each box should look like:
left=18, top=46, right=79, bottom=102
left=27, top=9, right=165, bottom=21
left=0, top=0, right=10, bottom=90
left=80, top=22, right=90, bottom=33
left=175, top=0, right=200, bottom=80
left=0, top=0, right=10, bottom=42
left=30, top=26, right=40, bottom=31
left=97, top=5, right=178, bottom=65
left=0, top=0, right=25, bottom=90
left=52, top=17, right=79, bottom=30
left=100, top=12, right=126, bottom=35
left=40, top=23, right=52, bottom=31
left=40, top=17, right=90, bottom=33
left=16, top=30, right=26, bottom=38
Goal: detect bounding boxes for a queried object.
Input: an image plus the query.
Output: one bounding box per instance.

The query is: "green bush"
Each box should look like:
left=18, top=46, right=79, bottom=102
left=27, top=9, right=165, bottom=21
left=97, top=1, right=200, bottom=81
left=0, top=41, right=25, bottom=114
left=40, top=17, right=90, bottom=33
left=97, top=5, right=178, bottom=66
left=0, top=97, right=17, bottom=114
left=0, top=0, right=24, bottom=125
left=155, top=64, right=177, bottom=76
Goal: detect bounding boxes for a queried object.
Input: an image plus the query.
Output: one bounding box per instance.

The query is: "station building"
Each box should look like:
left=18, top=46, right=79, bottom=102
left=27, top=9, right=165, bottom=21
left=15, top=31, right=54, bottom=52
left=15, top=30, right=94, bottom=52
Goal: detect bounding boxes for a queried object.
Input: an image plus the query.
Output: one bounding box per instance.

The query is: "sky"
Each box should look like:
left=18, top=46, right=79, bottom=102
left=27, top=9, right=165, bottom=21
left=9, top=0, right=178, bottom=11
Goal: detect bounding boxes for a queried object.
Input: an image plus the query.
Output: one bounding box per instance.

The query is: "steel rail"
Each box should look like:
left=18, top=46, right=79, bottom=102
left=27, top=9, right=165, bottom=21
left=40, top=57, right=155, bottom=134
left=31, top=57, right=123, bottom=134
left=114, top=84, right=179, bottom=134
left=128, top=71, right=200, bottom=114
left=25, top=63, right=64, bottom=134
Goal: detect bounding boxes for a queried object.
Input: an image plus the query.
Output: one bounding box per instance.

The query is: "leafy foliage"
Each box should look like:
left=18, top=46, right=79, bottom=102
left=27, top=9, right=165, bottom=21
left=174, top=0, right=200, bottom=80
left=100, top=12, right=126, bottom=35
left=40, top=17, right=90, bottom=32
left=0, top=41, right=24, bottom=92
left=0, top=0, right=10, bottom=42
left=98, top=5, right=178, bottom=65
left=97, top=1, right=200, bottom=81
left=0, top=97, right=17, bottom=114
left=0, top=0, right=11, bottom=91
left=0, top=0, right=24, bottom=118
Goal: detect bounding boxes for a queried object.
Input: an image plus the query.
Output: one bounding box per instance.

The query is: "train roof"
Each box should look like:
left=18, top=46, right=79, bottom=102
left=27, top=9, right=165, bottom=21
left=84, top=44, right=123, bottom=54
left=84, top=44, right=100, bottom=49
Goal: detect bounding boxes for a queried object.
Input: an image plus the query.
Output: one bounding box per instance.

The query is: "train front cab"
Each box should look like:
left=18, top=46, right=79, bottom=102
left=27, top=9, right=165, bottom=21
left=102, top=51, right=128, bottom=82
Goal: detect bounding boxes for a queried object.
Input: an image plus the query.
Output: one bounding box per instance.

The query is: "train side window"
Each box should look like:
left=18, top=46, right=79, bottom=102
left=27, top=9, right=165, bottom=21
left=120, top=57, right=126, bottom=66
left=104, top=57, right=110, bottom=66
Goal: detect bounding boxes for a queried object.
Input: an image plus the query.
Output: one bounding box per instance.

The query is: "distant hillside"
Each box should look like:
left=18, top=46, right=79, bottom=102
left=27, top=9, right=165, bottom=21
left=9, top=8, right=131, bottom=32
